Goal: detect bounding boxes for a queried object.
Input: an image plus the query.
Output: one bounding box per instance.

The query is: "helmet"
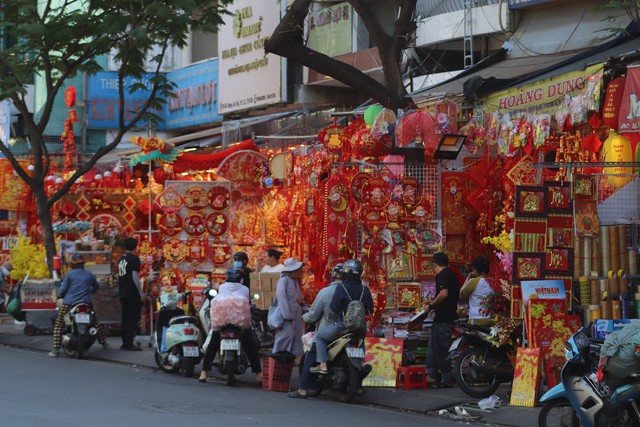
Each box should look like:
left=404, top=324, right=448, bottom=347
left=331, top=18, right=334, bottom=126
left=331, top=263, right=344, bottom=280
left=233, top=251, right=248, bottom=263
left=226, top=268, right=244, bottom=283
left=341, top=259, right=363, bottom=278
left=69, top=253, right=85, bottom=267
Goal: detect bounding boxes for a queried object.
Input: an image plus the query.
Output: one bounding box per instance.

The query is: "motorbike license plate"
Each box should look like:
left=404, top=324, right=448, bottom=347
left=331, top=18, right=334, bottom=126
left=75, top=314, right=90, bottom=324
left=221, top=339, right=240, bottom=351
left=346, top=347, right=364, bottom=358
left=182, top=346, right=199, bottom=357
left=448, top=337, right=462, bottom=352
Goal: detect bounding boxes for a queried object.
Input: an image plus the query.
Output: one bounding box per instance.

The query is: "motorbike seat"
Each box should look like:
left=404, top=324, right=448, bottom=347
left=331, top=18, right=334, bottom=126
left=456, top=320, right=491, bottom=334
left=168, top=315, right=199, bottom=326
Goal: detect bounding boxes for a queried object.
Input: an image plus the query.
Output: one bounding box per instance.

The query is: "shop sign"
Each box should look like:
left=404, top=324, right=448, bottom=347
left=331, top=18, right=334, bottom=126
left=163, top=59, right=222, bottom=129
left=20, top=282, right=57, bottom=310
left=485, top=64, right=603, bottom=112
left=618, top=65, right=640, bottom=133
left=307, top=2, right=352, bottom=58
left=87, top=59, right=221, bottom=130
left=218, top=0, right=285, bottom=114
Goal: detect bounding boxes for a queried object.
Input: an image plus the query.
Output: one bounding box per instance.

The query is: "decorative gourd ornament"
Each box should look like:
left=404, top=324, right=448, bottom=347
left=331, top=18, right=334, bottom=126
left=603, top=130, right=633, bottom=188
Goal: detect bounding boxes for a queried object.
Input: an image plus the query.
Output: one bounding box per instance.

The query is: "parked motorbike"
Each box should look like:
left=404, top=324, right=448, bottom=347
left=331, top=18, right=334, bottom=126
left=217, top=323, right=251, bottom=386
left=538, top=326, right=640, bottom=427
left=310, top=329, right=372, bottom=403
left=61, top=301, right=98, bottom=359
left=448, top=319, right=518, bottom=398
left=154, top=292, right=203, bottom=377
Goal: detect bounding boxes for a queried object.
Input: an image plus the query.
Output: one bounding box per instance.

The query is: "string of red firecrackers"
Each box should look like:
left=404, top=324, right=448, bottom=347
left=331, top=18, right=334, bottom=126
left=62, top=87, right=79, bottom=172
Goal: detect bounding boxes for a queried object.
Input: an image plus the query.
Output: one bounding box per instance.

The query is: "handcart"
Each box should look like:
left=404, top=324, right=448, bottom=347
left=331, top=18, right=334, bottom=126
left=20, top=278, right=58, bottom=336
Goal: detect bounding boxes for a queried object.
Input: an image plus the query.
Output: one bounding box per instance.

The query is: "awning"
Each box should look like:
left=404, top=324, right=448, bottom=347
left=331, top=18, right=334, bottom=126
left=411, top=21, right=640, bottom=105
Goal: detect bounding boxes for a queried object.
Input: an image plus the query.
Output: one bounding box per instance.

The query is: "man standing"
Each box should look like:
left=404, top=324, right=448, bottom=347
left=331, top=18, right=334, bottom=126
left=118, top=237, right=143, bottom=351
left=425, top=252, right=459, bottom=387
left=260, top=249, right=285, bottom=273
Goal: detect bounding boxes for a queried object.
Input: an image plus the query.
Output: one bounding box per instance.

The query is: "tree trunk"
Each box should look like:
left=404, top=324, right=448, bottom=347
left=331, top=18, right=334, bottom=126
left=33, top=186, right=55, bottom=274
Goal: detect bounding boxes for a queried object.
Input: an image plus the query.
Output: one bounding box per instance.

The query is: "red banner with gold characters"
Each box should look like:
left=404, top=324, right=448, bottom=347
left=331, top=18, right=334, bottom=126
left=510, top=347, right=542, bottom=407
left=0, top=159, right=32, bottom=211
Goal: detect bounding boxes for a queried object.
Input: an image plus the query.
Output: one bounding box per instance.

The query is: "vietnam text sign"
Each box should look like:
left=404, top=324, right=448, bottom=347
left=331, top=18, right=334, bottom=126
left=218, top=0, right=284, bottom=114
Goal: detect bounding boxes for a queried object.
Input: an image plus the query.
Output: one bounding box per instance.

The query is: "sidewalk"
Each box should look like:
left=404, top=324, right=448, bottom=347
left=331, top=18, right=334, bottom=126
left=0, top=319, right=539, bottom=426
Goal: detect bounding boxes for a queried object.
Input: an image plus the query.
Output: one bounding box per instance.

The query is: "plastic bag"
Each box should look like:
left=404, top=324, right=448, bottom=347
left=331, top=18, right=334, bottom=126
left=477, top=395, right=501, bottom=410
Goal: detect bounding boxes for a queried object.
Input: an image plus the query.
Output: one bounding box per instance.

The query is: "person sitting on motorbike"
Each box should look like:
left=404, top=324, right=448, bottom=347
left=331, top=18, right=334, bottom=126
left=232, top=251, right=253, bottom=289
left=49, top=254, right=108, bottom=357
left=459, top=255, right=493, bottom=326
left=198, top=267, right=262, bottom=383
left=310, top=259, right=374, bottom=375
left=288, top=263, right=342, bottom=399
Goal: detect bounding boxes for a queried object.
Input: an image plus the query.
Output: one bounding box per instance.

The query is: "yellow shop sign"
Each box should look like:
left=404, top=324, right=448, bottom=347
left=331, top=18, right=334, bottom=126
left=485, top=63, right=604, bottom=112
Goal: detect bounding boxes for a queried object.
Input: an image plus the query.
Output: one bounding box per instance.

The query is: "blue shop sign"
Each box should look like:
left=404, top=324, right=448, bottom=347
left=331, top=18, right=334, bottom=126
left=87, top=59, right=221, bottom=130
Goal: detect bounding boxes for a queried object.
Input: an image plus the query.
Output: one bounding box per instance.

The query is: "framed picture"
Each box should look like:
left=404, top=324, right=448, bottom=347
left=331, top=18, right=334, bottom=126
left=512, top=252, right=545, bottom=281
left=396, top=282, right=422, bottom=309
left=572, top=174, right=597, bottom=200
left=515, top=186, right=546, bottom=218
left=544, top=181, right=572, bottom=214
left=544, top=248, right=574, bottom=276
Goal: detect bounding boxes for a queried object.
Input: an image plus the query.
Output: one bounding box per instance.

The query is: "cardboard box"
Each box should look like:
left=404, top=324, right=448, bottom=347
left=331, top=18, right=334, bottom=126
left=249, top=272, right=280, bottom=293
left=593, top=319, right=640, bottom=339
left=253, top=290, right=275, bottom=310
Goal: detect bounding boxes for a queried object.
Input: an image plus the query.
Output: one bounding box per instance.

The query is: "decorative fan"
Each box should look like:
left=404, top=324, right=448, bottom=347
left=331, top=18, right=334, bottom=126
left=154, top=185, right=184, bottom=214
left=162, top=238, right=188, bottom=263
left=371, top=108, right=397, bottom=139
left=395, top=110, right=438, bottom=151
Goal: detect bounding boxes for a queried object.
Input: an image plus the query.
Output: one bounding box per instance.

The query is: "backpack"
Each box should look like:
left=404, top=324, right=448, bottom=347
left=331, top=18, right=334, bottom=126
left=341, top=283, right=367, bottom=331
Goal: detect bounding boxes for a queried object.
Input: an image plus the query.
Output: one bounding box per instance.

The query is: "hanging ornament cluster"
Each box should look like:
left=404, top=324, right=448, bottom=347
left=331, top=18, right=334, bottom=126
left=63, top=86, right=78, bottom=171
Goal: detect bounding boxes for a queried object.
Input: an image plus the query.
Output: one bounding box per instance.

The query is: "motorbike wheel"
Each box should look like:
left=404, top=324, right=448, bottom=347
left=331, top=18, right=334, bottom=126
left=337, top=355, right=360, bottom=404
left=538, top=398, right=581, bottom=427
left=183, top=354, right=195, bottom=378
left=75, top=333, right=85, bottom=359
left=226, top=357, right=237, bottom=387
left=154, top=350, right=180, bottom=373
left=454, top=347, right=500, bottom=398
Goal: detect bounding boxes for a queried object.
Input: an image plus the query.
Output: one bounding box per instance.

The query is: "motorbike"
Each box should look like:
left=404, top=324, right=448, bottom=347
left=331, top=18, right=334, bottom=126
left=309, top=328, right=372, bottom=403
left=217, top=323, right=251, bottom=386
left=538, top=326, right=640, bottom=427
left=198, top=286, right=274, bottom=350
left=61, top=301, right=98, bottom=359
left=154, top=292, right=203, bottom=377
left=448, top=319, right=518, bottom=398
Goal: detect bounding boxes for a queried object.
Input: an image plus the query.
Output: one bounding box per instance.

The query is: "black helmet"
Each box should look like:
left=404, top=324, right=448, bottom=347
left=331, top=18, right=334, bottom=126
left=331, top=263, right=344, bottom=280
left=69, top=253, right=85, bottom=267
left=226, top=268, right=244, bottom=283
left=233, top=251, right=248, bottom=263
left=342, top=259, right=363, bottom=278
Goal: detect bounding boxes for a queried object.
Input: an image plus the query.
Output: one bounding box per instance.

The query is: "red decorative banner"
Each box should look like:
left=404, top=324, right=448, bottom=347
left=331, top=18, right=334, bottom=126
left=618, top=65, right=640, bottom=133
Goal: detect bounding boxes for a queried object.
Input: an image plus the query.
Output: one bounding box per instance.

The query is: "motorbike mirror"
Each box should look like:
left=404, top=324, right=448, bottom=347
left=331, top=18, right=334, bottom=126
left=252, top=293, right=260, bottom=301
left=208, top=289, right=218, bottom=297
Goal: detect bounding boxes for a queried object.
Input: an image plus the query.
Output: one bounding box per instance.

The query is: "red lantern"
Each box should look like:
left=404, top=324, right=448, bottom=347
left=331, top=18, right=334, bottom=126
left=153, top=167, right=169, bottom=185
left=65, top=86, right=76, bottom=108
left=349, top=128, right=392, bottom=158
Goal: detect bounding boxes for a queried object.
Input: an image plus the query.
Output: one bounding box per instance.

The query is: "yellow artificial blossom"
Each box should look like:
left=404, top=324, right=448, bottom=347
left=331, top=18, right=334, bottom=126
left=9, top=233, right=50, bottom=280
left=481, top=230, right=513, bottom=253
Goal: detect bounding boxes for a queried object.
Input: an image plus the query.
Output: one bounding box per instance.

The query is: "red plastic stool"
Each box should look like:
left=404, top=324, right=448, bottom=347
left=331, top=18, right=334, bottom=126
left=396, top=366, right=429, bottom=391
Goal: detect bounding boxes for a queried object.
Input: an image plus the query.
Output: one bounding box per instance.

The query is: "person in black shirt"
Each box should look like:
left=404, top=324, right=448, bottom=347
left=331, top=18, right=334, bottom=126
left=424, top=252, right=459, bottom=387
left=118, top=237, right=144, bottom=351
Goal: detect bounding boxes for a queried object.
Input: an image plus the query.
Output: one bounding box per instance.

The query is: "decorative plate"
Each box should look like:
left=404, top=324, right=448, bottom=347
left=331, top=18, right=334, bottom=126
left=362, top=176, right=391, bottom=208
left=184, top=186, right=208, bottom=211
left=207, top=186, right=231, bottom=211
left=183, top=213, right=206, bottom=236
left=400, top=177, right=422, bottom=207
left=209, top=243, right=233, bottom=266
left=158, top=213, right=183, bottom=237
left=385, top=200, right=406, bottom=230
left=162, top=238, right=188, bottom=263
left=349, top=172, right=371, bottom=202
left=205, top=212, right=229, bottom=237
left=137, top=240, right=157, bottom=260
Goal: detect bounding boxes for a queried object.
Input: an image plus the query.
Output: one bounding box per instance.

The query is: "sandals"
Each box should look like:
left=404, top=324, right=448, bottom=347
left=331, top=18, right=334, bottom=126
left=309, top=365, right=328, bottom=375
left=287, top=390, right=308, bottom=399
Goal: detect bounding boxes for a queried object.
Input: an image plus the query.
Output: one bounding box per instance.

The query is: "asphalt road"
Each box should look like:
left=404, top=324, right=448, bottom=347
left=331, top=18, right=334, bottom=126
left=0, top=346, right=468, bottom=427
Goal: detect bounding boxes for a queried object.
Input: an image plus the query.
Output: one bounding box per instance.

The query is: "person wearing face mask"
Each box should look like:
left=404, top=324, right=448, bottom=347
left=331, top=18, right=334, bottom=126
left=0, top=262, right=13, bottom=310
left=232, top=252, right=253, bottom=289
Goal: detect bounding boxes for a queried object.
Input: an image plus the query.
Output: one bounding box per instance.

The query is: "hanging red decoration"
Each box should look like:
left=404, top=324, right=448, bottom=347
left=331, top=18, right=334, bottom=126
left=395, top=110, right=438, bottom=152
left=317, top=121, right=343, bottom=152
left=350, top=129, right=392, bottom=159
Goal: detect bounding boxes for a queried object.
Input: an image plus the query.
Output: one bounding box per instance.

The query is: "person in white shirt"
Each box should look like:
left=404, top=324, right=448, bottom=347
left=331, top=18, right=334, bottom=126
left=459, top=255, right=493, bottom=326
left=260, top=248, right=285, bottom=273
